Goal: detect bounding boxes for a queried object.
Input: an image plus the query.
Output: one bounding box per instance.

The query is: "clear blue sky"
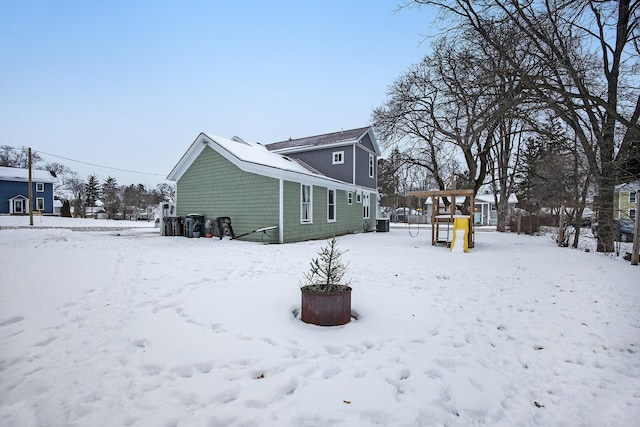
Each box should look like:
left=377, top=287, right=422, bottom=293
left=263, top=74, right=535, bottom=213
left=0, top=1, right=436, bottom=187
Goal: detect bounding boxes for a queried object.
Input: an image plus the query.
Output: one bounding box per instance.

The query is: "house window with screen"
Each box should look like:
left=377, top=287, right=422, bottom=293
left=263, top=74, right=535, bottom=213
left=327, top=189, right=336, bottom=222
left=301, top=184, right=312, bottom=223
left=630, top=209, right=636, bottom=220
left=363, top=193, right=370, bottom=219
left=36, top=183, right=44, bottom=192
left=332, top=151, right=344, bottom=165
left=35, top=197, right=45, bottom=211
left=368, top=154, right=374, bottom=178
left=356, top=192, right=362, bottom=203
left=347, top=191, right=353, bottom=205
left=631, top=192, right=637, bottom=203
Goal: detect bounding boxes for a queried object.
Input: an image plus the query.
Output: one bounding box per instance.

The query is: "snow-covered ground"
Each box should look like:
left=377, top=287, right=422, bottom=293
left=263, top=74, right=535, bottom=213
left=1, top=216, right=638, bottom=426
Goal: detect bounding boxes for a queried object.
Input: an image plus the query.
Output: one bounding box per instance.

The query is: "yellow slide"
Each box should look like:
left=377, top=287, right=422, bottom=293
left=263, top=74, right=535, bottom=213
left=450, top=217, right=469, bottom=253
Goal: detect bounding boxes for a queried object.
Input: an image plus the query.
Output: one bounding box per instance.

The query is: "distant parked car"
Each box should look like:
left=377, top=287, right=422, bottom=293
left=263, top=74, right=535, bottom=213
left=591, top=218, right=635, bottom=242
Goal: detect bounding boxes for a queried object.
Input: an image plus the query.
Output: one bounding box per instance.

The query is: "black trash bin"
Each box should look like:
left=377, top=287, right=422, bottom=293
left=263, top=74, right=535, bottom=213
left=171, top=217, right=185, bottom=236
left=163, top=217, right=173, bottom=236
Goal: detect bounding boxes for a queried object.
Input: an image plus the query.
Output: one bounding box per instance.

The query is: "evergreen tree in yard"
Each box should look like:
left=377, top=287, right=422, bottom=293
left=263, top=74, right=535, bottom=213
left=84, top=174, right=100, bottom=210
left=102, top=176, right=120, bottom=219
left=301, top=237, right=351, bottom=293
left=61, top=200, right=72, bottom=217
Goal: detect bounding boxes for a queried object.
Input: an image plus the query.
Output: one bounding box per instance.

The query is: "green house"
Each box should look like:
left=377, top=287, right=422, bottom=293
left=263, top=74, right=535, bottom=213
left=167, top=131, right=379, bottom=243
left=614, top=180, right=639, bottom=221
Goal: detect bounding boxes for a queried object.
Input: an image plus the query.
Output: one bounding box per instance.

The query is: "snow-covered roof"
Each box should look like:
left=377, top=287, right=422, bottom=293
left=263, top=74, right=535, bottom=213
left=203, top=133, right=317, bottom=175
left=167, top=133, right=359, bottom=191
left=615, top=180, right=640, bottom=192
left=475, top=193, right=519, bottom=204
left=0, top=166, right=58, bottom=183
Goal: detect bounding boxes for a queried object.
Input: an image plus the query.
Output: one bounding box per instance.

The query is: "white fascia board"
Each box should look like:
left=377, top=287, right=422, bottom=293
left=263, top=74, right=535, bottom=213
left=166, top=133, right=208, bottom=181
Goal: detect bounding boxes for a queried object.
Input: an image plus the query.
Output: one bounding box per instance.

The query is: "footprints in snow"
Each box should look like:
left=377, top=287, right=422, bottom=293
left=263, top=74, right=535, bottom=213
left=0, top=316, right=26, bottom=339
left=0, top=316, right=25, bottom=328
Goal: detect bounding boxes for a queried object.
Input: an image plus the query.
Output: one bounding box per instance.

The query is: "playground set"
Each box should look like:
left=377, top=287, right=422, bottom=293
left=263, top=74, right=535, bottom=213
left=408, top=187, right=475, bottom=252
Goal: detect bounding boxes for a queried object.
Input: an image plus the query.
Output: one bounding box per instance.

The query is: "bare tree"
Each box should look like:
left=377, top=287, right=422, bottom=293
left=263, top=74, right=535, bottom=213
left=516, top=120, right=594, bottom=246
left=372, top=59, right=454, bottom=193
left=66, top=172, right=85, bottom=218
left=0, top=146, right=43, bottom=168
left=406, top=0, right=640, bottom=252
left=155, top=183, right=176, bottom=202
left=487, top=117, right=525, bottom=231
left=373, top=29, right=530, bottom=218
left=44, top=162, right=73, bottom=193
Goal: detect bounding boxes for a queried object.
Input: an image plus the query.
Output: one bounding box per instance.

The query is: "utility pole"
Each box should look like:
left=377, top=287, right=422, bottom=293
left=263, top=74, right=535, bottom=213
left=28, top=147, right=33, bottom=226
left=632, top=190, right=639, bottom=266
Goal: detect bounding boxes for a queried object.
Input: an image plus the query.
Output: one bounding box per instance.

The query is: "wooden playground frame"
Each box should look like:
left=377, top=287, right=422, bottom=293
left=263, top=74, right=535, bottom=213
left=407, top=188, right=475, bottom=249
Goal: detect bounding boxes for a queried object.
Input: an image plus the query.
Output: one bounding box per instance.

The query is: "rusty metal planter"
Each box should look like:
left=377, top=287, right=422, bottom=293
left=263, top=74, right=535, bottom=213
left=301, top=285, right=352, bottom=326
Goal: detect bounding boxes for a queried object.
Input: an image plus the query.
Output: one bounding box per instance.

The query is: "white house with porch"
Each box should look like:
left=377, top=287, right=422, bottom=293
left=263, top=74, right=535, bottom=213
left=423, top=192, right=518, bottom=226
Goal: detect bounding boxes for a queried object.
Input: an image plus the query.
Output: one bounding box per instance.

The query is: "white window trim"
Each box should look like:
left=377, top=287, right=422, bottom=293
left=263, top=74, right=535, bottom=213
left=301, top=184, right=313, bottom=224
left=356, top=192, right=362, bottom=203
left=368, top=154, right=374, bottom=178
left=347, top=191, right=353, bottom=205
left=363, top=193, right=370, bottom=219
left=332, top=151, right=344, bottom=165
left=630, top=192, right=637, bottom=203
left=327, top=189, right=336, bottom=222
left=35, top=197, right=45, bottom=211
left=36, top=183, right=44, bottom=192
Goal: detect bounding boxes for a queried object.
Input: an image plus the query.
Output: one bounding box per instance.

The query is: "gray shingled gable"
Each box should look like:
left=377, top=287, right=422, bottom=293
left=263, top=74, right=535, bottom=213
left=265, top=127, right=371, bottom=152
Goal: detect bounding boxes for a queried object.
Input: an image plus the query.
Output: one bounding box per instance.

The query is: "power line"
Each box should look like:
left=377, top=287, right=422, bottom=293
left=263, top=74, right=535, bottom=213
left=34, top=149, right=166, bottom=177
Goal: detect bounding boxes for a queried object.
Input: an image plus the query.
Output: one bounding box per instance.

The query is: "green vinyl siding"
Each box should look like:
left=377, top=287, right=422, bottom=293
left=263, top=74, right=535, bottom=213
left=176, top=146, right=377, bottom=244
left=176, top=147, right=279, bottom=243
left=281, top=182, right=374, bottom=243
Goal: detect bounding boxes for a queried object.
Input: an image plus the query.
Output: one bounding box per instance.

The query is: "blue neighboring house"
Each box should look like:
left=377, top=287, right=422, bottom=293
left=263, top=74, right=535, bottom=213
left=0, top=166, right=58, bottom=215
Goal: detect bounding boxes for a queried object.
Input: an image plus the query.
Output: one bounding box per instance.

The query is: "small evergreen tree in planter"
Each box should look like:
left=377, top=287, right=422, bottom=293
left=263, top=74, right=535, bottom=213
left=300, top=237, right=352, bottom=326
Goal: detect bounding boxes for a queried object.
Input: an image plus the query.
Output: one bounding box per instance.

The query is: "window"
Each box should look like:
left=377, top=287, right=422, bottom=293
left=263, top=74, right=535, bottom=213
left=631, top=192, right=637, bottom=203
left=327, top=189, right=336, bottom=222
left=630, top=209, right=636, bottom=221
left=368, top=154, right=374, bottom=178
left=363, top=193, right=370, bottom=219
left=301, top=184, right=312, bottom=223
left=356, top=192, right=362, bottom=203
left=35, top=197, right=44, bottom=211
left=332, top=151, right=344, bottom=165
left=36, top=183, right=44, bottom=192
left=347, top=191, right=353, bottom=205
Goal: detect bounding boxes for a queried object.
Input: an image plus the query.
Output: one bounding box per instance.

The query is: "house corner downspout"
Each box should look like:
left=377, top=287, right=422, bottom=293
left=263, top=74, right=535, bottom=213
left=279, top=179, right=284, bottom=244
